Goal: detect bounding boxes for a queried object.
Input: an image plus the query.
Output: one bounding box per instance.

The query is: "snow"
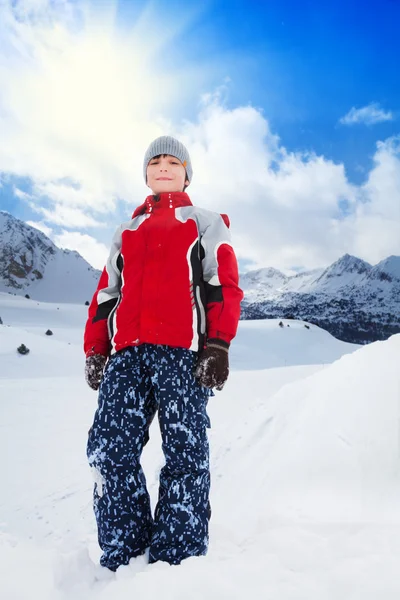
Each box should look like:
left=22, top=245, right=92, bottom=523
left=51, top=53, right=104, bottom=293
left=283, top=267, right=324, bottom=293
left=23, top=249, right=100, bottom=303
left=1, top=292, right=400, bottom=599
left=306, top=254, right=371, bottom=294
left=229, top=318, right=359, bottom=369
left=373, top=255, right=400, bottom=280
left=0, top=211, right=100, bottom=303
left=240, top=254, right=375, bottom=300
left=241, top=252, right=400, bottom=303
left=239, top=267, right=289, bottom=302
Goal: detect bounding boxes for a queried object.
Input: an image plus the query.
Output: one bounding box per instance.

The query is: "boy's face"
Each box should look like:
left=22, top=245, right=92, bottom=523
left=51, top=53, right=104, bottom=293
left=146, top=154, right=190, bottom=194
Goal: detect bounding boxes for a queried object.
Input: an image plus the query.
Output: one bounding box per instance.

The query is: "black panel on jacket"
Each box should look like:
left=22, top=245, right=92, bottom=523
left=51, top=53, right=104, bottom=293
left=190, top=240, right=206, bottom=351
left=93, top=298, right=118, bottom=323
left=108, top=254, right=124, bottom=340
left=205, top=281, right=223, bottom=303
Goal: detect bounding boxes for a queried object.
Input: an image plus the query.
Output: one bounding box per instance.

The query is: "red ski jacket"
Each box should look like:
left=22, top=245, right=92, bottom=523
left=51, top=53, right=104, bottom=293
left=84, top=191, right=243, bottom=357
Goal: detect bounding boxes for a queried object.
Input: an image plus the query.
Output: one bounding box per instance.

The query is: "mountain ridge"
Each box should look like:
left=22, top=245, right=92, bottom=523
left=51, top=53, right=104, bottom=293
left=0, top=211, right=101, bottom=303
left=1, top=211, right=399, bottom=342
left=240, top=253, right=400, bottom=344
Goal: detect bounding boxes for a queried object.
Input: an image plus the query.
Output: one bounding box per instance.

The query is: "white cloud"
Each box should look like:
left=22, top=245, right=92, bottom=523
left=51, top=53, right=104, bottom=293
left=35, top=204, right=104, bottom=228
left=53, top=231, right=109, bottom=269
left=348, top=136, right=400, bottom=262
left=0, top=0, right=205, bottom=225
left=172, top=96, right=357, bottom=270
left=26, top=220, right=53, bottom=237
left=175, top=95, right=399, bottom=272
left=27, top=219, right=108, bottom=268
left=13, top=188, right=32, bottom=201
left=339, top=103, right=393, bottom=126
left=1, top=1, right=399, bottom=272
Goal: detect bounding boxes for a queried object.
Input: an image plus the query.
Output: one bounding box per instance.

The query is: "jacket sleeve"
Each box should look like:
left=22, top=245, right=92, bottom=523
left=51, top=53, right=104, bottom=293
left=83, top=225, right=123, bottom=357
left=200, top=213, right=243, bottom=346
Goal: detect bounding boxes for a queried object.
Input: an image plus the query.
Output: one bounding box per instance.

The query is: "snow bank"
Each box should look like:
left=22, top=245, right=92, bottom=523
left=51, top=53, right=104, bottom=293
left=214, top=334, right=400, bottom=530
left=229, top=318, right=359, bottom=370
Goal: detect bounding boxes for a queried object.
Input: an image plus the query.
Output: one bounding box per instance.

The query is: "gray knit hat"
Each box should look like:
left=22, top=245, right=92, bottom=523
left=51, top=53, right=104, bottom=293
left=143, top=136, right=193, bottom=184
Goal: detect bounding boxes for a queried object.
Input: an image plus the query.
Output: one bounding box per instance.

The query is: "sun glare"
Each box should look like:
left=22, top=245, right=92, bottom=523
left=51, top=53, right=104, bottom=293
left=2, top=1, right=185, bottom=157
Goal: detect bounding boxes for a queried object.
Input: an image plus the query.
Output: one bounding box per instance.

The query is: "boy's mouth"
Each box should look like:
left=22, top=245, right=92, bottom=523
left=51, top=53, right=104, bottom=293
left=156, top=177, right=173, bottom=181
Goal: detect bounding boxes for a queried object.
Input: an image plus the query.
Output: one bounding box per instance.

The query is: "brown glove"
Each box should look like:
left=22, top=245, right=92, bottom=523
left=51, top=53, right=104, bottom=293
left=85, top=354, right=107, bottom=391
left=195, top=339, right=229, bottom=391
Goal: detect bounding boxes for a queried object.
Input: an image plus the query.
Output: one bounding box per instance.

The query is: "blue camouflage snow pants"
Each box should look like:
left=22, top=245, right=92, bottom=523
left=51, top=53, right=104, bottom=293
left=86, top=344, right=213, bottom=569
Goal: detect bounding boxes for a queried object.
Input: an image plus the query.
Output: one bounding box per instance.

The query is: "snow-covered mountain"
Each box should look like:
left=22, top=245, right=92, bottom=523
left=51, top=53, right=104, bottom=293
left=241, top=253, right=400, bottom=344
left=0, top=211, right=101, bottom=303
left=1, top=210, right=398, bottom=343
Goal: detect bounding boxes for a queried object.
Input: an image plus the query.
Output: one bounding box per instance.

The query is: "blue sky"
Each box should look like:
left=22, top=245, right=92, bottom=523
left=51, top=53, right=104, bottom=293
left=162, top=0, right=400, bottom=181
left=0, top=0, right=399, bottom=271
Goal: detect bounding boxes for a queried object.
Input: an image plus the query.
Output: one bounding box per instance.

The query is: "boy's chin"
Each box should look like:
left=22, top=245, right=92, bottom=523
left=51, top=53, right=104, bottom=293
left=150, top=186, right=183, bottom=194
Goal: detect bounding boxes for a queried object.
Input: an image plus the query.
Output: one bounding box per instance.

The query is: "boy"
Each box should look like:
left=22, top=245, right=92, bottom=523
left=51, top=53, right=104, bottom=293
left=84, top=136, right=243, bottom=570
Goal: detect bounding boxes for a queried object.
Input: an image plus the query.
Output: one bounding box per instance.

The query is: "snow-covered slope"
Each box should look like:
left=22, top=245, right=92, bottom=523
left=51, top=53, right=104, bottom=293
left=241, top=253, right=400, bottom=344
left=283, top=267, right=324, bottom=293
left=373, top=255, right=400, bottom=280
left=241, top=253, right=400, bottom=299
left=305, top=254, right=371, bottom=293
left=1, top=294, right=400, bottom=598
left=238, top=267, right=289, bottom=302
left=0, top=292, right=359, bottom=376
left=229, top=318, right=358, bottom=370
left=0, top=211, right=101, bottom=303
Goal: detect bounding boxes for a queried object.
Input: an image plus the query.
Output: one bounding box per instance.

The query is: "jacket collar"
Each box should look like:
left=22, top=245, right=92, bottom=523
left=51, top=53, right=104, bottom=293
left=132, top=191, right=192, bottom=218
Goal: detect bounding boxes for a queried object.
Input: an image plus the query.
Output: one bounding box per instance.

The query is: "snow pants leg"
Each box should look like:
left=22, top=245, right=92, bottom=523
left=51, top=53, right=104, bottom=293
left=146, top=345, right=211, bottom=565
left=87, top=347, right=157, bottom=570
left=86, top=344, right=211, bottom=570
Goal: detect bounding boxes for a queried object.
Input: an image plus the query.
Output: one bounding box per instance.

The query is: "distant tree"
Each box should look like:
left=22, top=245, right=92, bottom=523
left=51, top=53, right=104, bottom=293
left=85, top=300, right=90, bottom=306
left=17, top=344, right=30, bottom=355
left=0, top=316, right=3, bottom=325
left=45, top=329, right=53, bottom=336
left=25, top=294, right=30, bottom=299
left=278, top=321, right=284, bottom=328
